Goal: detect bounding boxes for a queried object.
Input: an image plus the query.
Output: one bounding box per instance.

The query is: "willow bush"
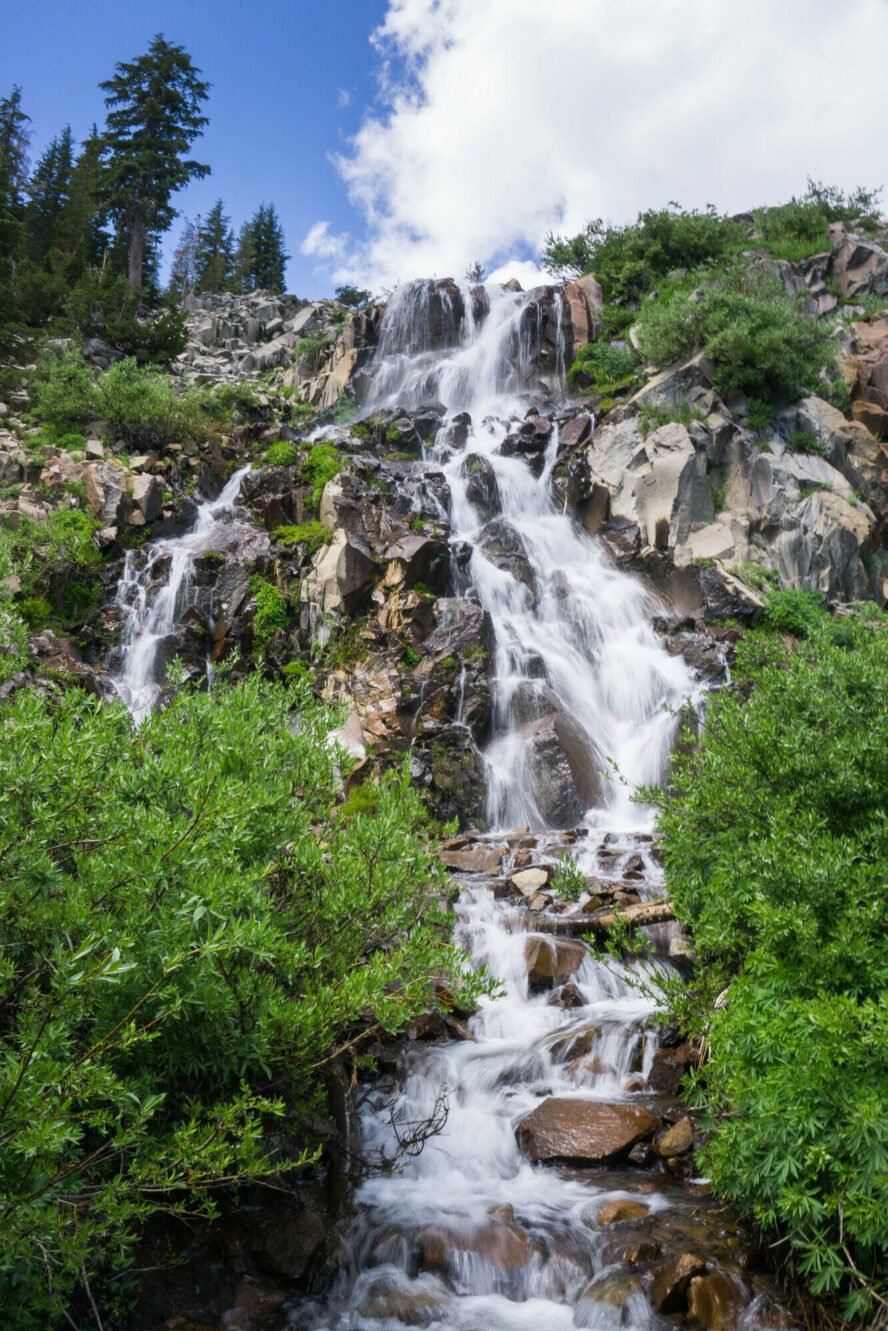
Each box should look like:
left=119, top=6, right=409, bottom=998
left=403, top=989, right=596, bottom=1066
left=647, top=601, right=888, bottom=1322
left=0, top=676, right=487, bottom=1326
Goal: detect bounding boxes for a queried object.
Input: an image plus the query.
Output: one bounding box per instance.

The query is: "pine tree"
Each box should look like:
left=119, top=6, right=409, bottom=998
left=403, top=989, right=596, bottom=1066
left=26, top=125, right=74, bottom=266
left=0, top=86, right=30, bottom=285
left=168, top=216, right=199, bottom=297
left=57, top=128, right=110, bottom=280
left=194, top=198, right=233, bottom=292
left=229, top=220, right=255, bottom=294
left=99, top=34, right=210, bottom=291
left=249, top=202, right=288, bottom=292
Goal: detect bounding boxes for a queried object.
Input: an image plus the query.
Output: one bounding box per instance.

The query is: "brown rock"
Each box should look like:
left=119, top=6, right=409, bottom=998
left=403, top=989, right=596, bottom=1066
left=511, top=866, right=550, bottom=896
left=515, top=1097, right=660, bottom=1164
left=548, top=1023, right=602, bottom=1061
left=559, top=414, right=593, bottom=449
left=648, top=1042, right=694, bottom=1095
left=547, top=982, right=585, bottom=1008
left=623, top=1239, right=662, bottom=1264
left=655, top=1115, right=695, bottom=1157
left=596, top=1200, right=648, bottom=1225
left=687, top=1271, right=747, bottom=1331
left=439, top=844, right=503, bottom=874
left=651, top=1251, right=709, bottom=1314
left=417, top=1220, right=534, bottom=1272
left=524, top=934, right=586, bottom=988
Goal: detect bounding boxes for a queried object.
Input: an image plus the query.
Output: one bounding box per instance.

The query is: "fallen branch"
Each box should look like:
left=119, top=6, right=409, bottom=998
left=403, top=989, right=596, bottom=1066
left=524, top=898, right=675, bottom=936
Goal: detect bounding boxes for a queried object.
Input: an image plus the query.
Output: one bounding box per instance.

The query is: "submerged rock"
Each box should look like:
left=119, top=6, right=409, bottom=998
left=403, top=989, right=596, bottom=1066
left=515, top=1097, right=660, bottom=1163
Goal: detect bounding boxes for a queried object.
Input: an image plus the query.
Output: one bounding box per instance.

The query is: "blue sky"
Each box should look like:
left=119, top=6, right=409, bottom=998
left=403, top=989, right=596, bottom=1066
left=4, top=0, right=388, bottom=295
left=5, top=1, right=887, bottom=298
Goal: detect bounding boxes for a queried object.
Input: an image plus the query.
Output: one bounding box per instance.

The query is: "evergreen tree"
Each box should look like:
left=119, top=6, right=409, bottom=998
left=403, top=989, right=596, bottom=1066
left=26, top=125, right=74, bottom=266
left=0, top=86, right=31, bottom=318
left=194, top=197, right=233, bottom=292
left=249, top=202, right=288, bottom=292
left=56, top=127, right=110, bottom=280
left=168, top=216, right=199, bottom=297
left=229, top=219, right=256, bottom=294
left=98, top=34, right=210, bottom=291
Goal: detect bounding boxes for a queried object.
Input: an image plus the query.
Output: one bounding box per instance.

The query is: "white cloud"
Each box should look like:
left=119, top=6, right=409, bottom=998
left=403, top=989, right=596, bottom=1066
left=314, top=0, right=888, bottom=290
left=300, top=220, right=348, bottom=261
left=337, top=88, right=352, bottom=109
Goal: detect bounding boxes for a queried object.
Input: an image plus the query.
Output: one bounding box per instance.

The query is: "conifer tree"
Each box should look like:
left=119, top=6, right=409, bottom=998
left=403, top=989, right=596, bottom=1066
left=194, top=198, right=233, bottom=292
left=0, top=87, right=30, bottom=285
left=99, top=34, right=210, bottom=292
left=26, top=125, right=74, bottom=266
left=57, top=128, right=109, bottom=279
left=229, top=220, right=256, bottom=294
left=249, top=202, right=288, bottom=292
left=168, top=216, right=199, bottom=297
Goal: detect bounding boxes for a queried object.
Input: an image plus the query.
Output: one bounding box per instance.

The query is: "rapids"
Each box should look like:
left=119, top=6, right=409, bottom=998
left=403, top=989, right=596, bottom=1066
left=285, top=284, right=777, bottom=1329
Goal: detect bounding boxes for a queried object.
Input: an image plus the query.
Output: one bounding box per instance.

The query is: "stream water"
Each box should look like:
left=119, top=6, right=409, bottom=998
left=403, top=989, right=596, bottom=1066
left=110, top=464, right=250, bottom=723
left=286, top=285, right=780, bottom=1329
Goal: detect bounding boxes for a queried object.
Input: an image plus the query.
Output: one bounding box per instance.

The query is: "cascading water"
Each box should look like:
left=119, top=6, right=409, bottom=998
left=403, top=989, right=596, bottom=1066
left=286, top=284, right=784, bottom=1330
left=111, top=465, right=250, bottom=723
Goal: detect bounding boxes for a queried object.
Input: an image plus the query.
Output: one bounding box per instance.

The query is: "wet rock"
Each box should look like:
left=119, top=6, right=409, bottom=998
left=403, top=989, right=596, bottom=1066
left=648, top=1042, right=695, bottom=1096
left=687, top=1271, right=748, bottom=1331
left=416, top=1219, right=534, bottom=1274
left=414, top=725, right=488, bottom=827
left=523, top=711, right=602, bottom=827
left=461, top=453, right=501, bottom=519
left=650, top=1251, right=709, bottom=1314
left=547, top=982, right=586, bottom=1008
left=355, top=1270, right=452, bottom=1325
left=524, top=935, right=586, bottom=989
left=596, top=1199, right=649, bottom=1224
left=548, top=1023, right=602, bottom=1061
left=510, top=866, right=550, bottom=896
left=573, top=1269, right=645, bottom=1329
left=478, top=517, right=536, bottom=593
left=439, top=843, right=503, bottom=874
left=623, top=1239, right=662, bottom=1264
left=655, top=1115, right=695, bottom=1157
left=559, top=413, right=593, bottom=449
left=382, top=533, right=450, bottom=593
left=515, top=1097, right=660, bottom=1164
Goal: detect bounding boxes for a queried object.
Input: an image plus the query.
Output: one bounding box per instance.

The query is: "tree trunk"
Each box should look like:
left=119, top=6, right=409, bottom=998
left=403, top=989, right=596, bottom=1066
left=128, top=209, right=146, bottom=292
left=524, top=898, right=675, bottom=937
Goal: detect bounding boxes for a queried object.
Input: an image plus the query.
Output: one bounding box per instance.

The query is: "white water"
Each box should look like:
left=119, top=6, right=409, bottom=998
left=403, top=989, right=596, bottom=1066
left=283, top=285, right=771, bottom=1330
left=372, top=280, right=700, bottom=831
left=111, top=465, right=250, bottom=723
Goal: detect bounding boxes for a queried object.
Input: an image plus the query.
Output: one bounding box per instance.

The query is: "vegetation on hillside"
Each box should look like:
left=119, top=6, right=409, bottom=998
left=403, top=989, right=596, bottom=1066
left=0, top=676, right=488, bottom=1327
left=645, top=596, right=888, bottom=1323
left=544, top=182, right=882, bottom=415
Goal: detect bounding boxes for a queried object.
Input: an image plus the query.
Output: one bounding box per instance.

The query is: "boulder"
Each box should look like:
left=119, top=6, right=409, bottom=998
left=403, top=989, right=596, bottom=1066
left=648, top=1042, right=695, bottom=1096
left=828, top=233, right=888, bottom=299
left=302, top=530, right=376, bottom=616
left=573, top=1270, right=645, bottom=1329
left=523, top=711, right=602, bottom=827
left=439, top=843, right=503, bottom=875
left=687, top=1271, right=747, bottom=1331
left=510, top=866, right=550, bottom=896
left=563, top=275, right=604, bottom=354
left=461, top=453, right=501, bottom=519
left=655, top=1115, right=695, bottom=1157
left=514, top=1097, right=660, bottom=1163
left=559, top=413, right=593, bottom=449
left=651, top=1251, right=709, bottom=1314
left=84, top=463, right=125, bottom=526
left=524, top=935, right=586, bottom=988
left=130, top=473, right=161, bottom=522
left=596, top=1200, right=649, bottom=1225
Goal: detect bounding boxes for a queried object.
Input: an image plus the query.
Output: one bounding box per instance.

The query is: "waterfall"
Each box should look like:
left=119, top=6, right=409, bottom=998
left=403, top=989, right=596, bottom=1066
left=111, top=465, right=250, bottom=724
left=372, top=279, right=700, bottom=830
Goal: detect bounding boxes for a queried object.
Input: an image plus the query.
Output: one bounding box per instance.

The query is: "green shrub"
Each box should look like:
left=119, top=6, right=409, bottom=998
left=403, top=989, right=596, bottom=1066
left=745, top=397, right=774, bottom=432
left=264, top=439, right=298, bottom=467
left=0, top=539, right=30, bottom=681
left=94, top=358, right=183, bottom=449
left=271, top=521, right=332, bottom=555
left=762, top=587, right=830, bottom=638
left=403, top=645, right=422, bottom=668
left=542, top=204, right=743, bottom=298
left=64, top=268, right=187, bottom=362
left=0, top=677, right=489, bottom=1325
left=753, top=180, right=882, bottom=262
left=303, top=441, right=342, bottom=507
left=786, top=427, right=827, bottom=458
left=567, top=337, right=640, bottom=392
left=647, top=607, right=888, bottom=1320
left=550, top=853, right=587, bottom=901
left=249, top=574, right=289, bottom=652
left=636, top=263, right=833, bottom=404
left=337, top=782, right=380, bottom=819
left=637, top=398, right=706, bottom=438
left=31, top=348, right=95, bottom=430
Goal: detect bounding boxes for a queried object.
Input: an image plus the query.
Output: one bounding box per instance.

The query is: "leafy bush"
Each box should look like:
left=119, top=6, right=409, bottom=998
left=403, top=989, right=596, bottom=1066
left=745, top=397, right=774, bottom=432
left=567, top=337, right=640, bottom=392
left=0, top=677, right=486, bottom=1325
left=0, top=538, right=29, bottom=681
left=753, top=179, right=882, bottom=263
left=542, top=204, right=742, bottom=297
left=786, top=427, right=827, bottom=458
left=249, top=573, right=289, bottom=651
left=94, top=357, right=183, bottom=449
left=648, top=607, right=888, bottom=1320
left=303, top=441, right=342, bottom=507
left=635, top=263, right=833, bottom=403
left=271, top=521, right=332, bottom=555
left=761, top=587, right=830, bottom=638
left=637, top=398, right=706, bottom=438
left=31, top=347, right=96, bottom=430
left=550, top=853, right=587, bottom=901
left=64, top=267, right=187, bottom=362
left=264, top=439, right=298, bottom=466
